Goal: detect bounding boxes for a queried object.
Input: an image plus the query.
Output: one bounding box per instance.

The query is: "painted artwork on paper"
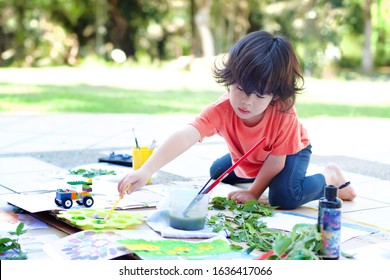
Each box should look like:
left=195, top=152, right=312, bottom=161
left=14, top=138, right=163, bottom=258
left=117, top=237, right=255, bottom=260
left=56, top=208, right=144, bottom=230
left=0, top=201, right=48, bottom=231
left=0, top=234, right=58, bottom=260
left=44, top=230, right=130, bottom=260
left=43, top=230, right=162, bottom=260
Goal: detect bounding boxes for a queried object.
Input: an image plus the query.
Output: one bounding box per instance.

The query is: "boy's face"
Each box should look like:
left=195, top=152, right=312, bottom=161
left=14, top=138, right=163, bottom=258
left=228, top=84, right=273, bottom=126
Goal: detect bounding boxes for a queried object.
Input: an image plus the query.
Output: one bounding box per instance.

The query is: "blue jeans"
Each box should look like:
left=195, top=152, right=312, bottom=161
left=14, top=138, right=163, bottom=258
left=209, top=144, right=326, bottom=210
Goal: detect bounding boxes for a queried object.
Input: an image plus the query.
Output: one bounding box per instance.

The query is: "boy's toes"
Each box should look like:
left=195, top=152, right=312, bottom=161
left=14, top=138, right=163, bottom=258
left=339, top=185, right=356, bottom=201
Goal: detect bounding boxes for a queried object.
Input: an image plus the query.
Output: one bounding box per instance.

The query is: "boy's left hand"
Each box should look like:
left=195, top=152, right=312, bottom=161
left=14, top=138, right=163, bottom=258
left=228, top=189, right=258, bottom=204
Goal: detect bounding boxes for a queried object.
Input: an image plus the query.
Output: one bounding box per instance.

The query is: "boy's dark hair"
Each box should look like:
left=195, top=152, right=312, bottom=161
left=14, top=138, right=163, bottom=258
left=213, top=30, right=304, bottom=111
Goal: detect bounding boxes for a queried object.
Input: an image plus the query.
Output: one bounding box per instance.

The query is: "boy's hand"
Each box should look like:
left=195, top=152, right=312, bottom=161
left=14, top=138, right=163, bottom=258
left=228, top=189, right=258, bottom=204
left=117, top=169, right=150, bottom=196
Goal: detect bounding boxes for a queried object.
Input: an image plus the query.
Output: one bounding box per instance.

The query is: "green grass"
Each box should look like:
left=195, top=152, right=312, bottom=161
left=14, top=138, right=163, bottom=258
left=296, top=103, right=390, bottom=118
left=0, top=67, right=389, bottom=118
left=0, top=82, right=220, bottom=114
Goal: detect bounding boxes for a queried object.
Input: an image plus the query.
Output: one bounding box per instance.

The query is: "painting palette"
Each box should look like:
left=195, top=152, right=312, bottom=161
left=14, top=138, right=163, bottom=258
left=56, top=208, right=144, bottom=230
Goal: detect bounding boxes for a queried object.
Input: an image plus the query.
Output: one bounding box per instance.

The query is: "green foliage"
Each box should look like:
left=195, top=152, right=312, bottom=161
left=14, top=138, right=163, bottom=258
left=266, top=223, right=323, bottom=260
left=208, top=197, right=323, bottom=260
left=207, top=197, right=280, bottom=253
left=1, top=0, right=389, bottom=71
left=0, top=222, right=28, bottom=260
left=68, top=168, right=116, bottom=178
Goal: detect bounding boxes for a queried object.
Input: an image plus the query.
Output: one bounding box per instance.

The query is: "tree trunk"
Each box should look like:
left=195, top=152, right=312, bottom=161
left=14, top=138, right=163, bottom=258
left=195, top=0, right=214, bottom=57
left=13, top=0, right=27, bottom=64
left=107, top=0, right=136, bottom=58
left=362, top=0, right=373, bottom=72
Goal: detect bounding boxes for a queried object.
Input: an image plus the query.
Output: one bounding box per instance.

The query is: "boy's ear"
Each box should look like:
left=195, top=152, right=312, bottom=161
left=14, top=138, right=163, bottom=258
left=270, top=95, right=279, bottom=105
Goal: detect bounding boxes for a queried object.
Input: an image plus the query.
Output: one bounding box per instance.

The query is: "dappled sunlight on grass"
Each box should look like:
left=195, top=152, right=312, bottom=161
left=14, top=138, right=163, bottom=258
left=0, top=82, right=220, bottom=114
left=0, top=84, right=41, bottom=95
left=0, top=101, right=47, bottom=112
left=0, top=67, right=388, bottom=117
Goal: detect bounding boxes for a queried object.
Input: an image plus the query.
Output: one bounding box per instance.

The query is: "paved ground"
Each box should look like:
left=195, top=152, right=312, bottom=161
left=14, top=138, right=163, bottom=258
left=0, top=112, right=389, bottom=259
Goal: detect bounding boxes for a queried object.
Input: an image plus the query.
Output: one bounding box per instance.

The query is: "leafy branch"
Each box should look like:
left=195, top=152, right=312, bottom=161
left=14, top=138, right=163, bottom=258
left=207, top=197, right=279, bottom=252
left=68, top=168, right=116, bottom=178
left=258, top=223, right=322, bottom=260
left=207, top=197, right=323, bottom=260
left=0, top=222, right=28, bottom=260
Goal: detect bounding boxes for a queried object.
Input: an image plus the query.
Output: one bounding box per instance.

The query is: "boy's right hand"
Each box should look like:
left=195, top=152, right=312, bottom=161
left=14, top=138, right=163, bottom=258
left=117, top=169, right=150, bottom=196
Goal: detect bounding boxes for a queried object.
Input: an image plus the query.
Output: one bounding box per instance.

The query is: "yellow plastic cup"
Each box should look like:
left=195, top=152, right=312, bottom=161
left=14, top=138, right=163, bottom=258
left=132, top=146, right=154, bottom=184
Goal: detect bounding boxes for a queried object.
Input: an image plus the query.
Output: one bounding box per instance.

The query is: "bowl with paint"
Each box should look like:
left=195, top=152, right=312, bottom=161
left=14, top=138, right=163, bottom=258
left=168, top=189, right=210, bottom=231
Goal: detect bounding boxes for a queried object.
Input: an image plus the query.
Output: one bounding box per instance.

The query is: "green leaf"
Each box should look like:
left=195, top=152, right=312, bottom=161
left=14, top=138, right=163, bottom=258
left=16, top=222, right=25, bottom=236
left=273, top=236, right=292, bottom=256
left=0, top=238, right=16, bottom=253
left=230, top=244, right=243, bottom=251
left=244, top=245, right=254, bottom=254
left=1, top=222, right=28, bottom=259
left=245, top=222, right=257, bottom=235
left=341, top=251, right=356, bottom=259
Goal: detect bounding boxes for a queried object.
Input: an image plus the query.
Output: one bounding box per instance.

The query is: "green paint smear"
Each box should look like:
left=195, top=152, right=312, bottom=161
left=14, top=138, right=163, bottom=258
left=118, top=238, right=239, bottom=257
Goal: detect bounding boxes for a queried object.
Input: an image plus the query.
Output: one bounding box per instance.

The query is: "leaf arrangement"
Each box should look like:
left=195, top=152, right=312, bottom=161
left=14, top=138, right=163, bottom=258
left=0, top=222, right=28, bottom=260
left=68, top=168, right=116, bottom=178
left=258, top=223, right=323, bottom=260
left=207, top=197, right=323, bottom=260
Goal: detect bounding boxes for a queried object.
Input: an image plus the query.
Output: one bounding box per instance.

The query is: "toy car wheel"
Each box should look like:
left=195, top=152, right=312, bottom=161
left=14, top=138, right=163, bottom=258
left=83, top=197, right=94, bottom=208
left=54, top=199, right=62, bottom=206
left=76, top=200, right=83, bottom=205
left=62, top=199, right=73, bottom=209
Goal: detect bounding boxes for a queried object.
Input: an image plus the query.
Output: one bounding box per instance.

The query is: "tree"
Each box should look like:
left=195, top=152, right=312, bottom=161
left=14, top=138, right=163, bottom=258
left=194, top=0, right=214, bottom=57
left=362, top=0, right=373, bottom=71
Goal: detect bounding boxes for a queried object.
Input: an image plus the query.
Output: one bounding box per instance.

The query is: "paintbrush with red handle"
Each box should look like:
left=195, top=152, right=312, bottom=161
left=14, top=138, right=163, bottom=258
left=181, top=137, right=266, bottom=217
left=203, top=136, right=266, bottom=194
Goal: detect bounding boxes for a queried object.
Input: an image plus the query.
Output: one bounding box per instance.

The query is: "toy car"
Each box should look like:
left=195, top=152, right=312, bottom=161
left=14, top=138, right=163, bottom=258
left=55, top=179, right=94, bottom=209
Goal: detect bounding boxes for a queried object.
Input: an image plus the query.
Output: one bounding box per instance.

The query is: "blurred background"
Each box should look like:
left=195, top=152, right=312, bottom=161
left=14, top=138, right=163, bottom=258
left=0, top=0, right=389, bottom=115
left=2, top=0, right=390, bottom=73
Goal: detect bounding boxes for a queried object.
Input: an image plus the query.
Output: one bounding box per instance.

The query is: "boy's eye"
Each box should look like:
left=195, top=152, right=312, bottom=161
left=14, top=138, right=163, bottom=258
left=255, top=93, right=266, bottom=98
left=236, top=85, right=243, bottom=91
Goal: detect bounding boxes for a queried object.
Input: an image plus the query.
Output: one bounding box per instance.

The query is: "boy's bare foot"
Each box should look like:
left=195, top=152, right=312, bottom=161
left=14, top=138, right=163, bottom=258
left=323, top=163, right=357, bottom=201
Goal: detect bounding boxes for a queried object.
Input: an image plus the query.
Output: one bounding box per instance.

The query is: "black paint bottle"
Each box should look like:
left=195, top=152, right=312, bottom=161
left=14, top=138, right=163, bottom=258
left=317, top=185, right=342, bottom=260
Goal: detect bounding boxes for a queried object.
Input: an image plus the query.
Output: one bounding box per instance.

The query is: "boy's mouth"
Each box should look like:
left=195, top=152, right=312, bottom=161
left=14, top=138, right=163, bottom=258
left=238, top=107, right=250, bottom=114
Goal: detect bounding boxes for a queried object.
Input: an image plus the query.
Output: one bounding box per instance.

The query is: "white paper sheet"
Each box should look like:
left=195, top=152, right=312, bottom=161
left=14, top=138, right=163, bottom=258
left=259, top=212, right=379, bottom=243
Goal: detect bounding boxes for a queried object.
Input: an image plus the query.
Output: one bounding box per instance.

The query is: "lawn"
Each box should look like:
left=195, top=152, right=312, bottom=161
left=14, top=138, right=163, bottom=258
left=0, top=66, right=389, bottom=118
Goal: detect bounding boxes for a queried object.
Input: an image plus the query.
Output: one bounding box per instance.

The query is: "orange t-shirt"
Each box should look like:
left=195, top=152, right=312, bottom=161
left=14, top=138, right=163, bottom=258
left=190, top=93, right=310, bottom=178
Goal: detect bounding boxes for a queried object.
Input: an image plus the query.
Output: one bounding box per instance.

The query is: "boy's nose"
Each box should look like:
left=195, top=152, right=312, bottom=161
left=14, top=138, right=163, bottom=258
left=242, top=96, right=252, bottom=106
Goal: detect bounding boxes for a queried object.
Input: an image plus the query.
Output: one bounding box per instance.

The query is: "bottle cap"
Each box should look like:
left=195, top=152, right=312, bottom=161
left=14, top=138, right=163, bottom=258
left=324, top=185, right=338, bottom=200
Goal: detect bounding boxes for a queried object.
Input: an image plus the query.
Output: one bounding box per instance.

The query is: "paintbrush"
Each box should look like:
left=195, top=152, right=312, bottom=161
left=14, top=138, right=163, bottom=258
left=203, top=137, right=266, bottom=194
left=102, top=184, right=132, bottom=223
left=132, top=128, right=140, bottom=149
left=179, top=168, right=220, bottom=217
left=149, top=139, right=156, bottom=150
left=181, top=137, right=266, bottom=216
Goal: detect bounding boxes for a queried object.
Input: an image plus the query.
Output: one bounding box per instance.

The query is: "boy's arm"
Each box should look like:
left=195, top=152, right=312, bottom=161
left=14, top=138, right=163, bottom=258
left=228, top=154, right=286, bottom=203
left=141, top=124, right=201, bottom=176
left=249, top=154, right=286, bottom=198
left=118, top=124, right=201, bottom=194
